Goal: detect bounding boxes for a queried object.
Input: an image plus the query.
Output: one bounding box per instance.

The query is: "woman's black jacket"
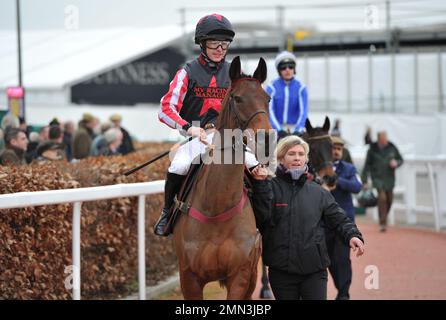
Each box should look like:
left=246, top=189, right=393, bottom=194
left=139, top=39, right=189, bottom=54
left=251, top=170, right=364, bottom=275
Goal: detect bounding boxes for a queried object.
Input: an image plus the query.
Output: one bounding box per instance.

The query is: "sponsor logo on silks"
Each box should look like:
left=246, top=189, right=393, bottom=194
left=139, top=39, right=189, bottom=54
left=193, top=87, right=228, bottom=99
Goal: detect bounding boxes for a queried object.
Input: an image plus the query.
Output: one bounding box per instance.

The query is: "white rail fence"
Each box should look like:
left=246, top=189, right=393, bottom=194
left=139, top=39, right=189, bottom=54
left=0, top=181, right=165, bottom=300
left=353, top=155, right=446, bottom=231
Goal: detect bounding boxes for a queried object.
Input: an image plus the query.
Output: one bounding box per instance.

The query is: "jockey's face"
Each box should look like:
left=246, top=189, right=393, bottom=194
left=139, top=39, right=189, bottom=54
left=279, top=63, right=295, bottom=81
left=280, top=144, right=307, bottom=170
left=205, top=39, right=229, bottom=63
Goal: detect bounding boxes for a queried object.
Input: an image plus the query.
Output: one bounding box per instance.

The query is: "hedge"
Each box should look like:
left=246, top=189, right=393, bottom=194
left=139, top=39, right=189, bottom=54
left=0, top=142, right=178, bottom=299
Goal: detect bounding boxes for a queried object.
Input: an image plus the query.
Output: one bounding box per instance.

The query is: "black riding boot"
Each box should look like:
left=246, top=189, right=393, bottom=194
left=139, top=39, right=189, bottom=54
left=153, top=172, right=185, bottom=237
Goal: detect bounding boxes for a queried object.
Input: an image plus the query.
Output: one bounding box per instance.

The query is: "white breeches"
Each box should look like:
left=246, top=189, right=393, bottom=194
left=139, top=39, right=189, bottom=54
left=168, top=132, right=259, bottom=175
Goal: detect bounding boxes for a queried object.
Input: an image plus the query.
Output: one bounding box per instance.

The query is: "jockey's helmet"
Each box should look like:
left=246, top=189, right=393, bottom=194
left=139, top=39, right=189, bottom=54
left=194, top=14, right=235, bottom=44
left=275, top=51, right=297, bottom=73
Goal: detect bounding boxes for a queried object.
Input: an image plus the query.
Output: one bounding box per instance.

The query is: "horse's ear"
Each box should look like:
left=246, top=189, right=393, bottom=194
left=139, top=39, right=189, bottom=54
left=253, top=57, right=267, bottom=83
left=229, top=56, right=241, bottom=82
left=305, top=118, right=314, bottom=135
left=322, top=116, right=331, bottom=132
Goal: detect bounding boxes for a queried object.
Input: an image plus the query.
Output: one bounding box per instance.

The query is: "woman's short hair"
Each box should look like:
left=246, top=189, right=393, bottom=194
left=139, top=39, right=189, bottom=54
left=104, top=128, right=121, bottom=144
left=276, top=135, right=309, bottom=162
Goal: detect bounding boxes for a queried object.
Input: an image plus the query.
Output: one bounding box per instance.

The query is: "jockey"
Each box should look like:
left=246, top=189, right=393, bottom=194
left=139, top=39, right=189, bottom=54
left=154, top=14, right=259, bottom=237
left=266, top=51, right=308, bottom=138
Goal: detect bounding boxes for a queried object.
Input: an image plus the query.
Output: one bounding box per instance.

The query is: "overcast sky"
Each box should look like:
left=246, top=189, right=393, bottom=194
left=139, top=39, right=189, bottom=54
left=1, top=0, right=446, bottom=32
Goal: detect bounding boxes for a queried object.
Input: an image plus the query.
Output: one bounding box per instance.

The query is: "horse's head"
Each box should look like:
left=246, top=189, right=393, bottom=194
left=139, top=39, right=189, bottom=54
left=303, top=116, right=336, bottom=185
left=216, top=56, right=273, bottom=163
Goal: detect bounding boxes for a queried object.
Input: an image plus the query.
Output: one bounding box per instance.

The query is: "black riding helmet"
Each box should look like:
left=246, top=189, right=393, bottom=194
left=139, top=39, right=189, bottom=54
left=194, top=14, right=235, bottom=44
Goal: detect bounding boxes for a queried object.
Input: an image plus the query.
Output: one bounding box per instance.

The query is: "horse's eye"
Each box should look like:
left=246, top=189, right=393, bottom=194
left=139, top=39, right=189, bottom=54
left=234, top=96, right=243, bottom=103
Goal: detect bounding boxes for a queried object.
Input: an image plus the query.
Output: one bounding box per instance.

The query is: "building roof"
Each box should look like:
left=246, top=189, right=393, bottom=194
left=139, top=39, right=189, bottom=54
left=0, top=25, right=191, bottom=89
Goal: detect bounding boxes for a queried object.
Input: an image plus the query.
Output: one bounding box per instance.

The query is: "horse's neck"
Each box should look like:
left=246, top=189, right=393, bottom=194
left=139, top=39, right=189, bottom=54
left=192, top=132, right=245, bottom=216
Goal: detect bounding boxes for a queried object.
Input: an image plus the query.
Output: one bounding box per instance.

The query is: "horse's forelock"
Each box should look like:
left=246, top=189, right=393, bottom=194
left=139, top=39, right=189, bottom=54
left=216, top=74, right=259, bottom=130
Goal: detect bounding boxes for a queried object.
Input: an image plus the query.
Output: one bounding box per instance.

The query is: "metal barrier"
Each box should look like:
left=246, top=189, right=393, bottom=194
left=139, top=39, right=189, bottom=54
left=0, top=181, right=165, bottom=300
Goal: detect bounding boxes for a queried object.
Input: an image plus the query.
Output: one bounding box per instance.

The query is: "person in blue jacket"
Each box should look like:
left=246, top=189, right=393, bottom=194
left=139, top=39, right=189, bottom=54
left=266, top=51, right=308, bottom=138
left=324, top=136, right=363, bottom=300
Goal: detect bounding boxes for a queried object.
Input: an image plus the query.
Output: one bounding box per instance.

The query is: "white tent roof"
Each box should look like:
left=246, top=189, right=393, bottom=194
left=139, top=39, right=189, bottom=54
left=0, top=25, right=191, bottom=89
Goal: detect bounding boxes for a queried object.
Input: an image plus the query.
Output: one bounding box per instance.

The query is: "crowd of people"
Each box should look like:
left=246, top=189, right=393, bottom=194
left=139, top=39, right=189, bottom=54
left=0, top=112, right=134, bottom=166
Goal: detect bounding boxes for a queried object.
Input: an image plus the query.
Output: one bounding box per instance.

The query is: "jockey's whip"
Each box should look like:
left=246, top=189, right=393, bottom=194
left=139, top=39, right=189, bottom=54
left=123, top=127, right=214, bottom=176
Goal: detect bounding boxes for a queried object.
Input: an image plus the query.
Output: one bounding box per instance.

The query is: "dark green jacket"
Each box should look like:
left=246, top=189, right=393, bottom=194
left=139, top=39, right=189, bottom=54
left=361, top=142, right=403, bottom=191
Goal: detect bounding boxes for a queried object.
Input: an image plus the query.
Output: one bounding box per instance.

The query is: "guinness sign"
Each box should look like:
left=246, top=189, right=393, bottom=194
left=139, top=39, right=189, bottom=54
left=71, top=47, right=185, bottom=105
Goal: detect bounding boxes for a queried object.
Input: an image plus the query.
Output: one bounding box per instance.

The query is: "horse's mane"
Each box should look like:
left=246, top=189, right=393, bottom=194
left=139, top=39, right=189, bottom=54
left=216, top=73, right=251, bottom=130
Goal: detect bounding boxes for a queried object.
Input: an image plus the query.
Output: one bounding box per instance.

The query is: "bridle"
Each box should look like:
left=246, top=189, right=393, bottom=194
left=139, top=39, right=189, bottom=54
left=306, top=134, right=333, bottom=173
left=216, top=77, right=268, bottom=151
left=228, top=77, right=267, bottom=131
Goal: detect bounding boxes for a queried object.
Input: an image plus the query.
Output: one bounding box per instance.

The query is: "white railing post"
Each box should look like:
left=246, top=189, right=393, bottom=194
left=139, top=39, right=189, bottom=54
left=72, top=201, right=82, bottom=300
left=138, top=195, right=146, bottom=300
left=427, top=163, right=440, bottom=232
left=436, top=163, right=446, bottom=229
left=404, top=164, right=417, bottom=225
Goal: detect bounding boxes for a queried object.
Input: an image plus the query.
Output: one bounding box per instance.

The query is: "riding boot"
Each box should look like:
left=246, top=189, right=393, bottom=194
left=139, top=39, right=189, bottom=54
left=154, top=172, right=185, bottom=237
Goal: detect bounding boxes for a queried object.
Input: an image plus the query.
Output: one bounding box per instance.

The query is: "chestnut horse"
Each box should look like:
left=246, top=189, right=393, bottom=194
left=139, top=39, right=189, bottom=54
left=172, top=56, right=272, bottom=300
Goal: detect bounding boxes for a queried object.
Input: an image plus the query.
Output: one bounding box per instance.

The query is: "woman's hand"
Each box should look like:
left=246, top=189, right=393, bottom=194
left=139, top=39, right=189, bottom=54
left=251, top=165, right=268, bottom=180
left=349, top=237, right=365, bottom=257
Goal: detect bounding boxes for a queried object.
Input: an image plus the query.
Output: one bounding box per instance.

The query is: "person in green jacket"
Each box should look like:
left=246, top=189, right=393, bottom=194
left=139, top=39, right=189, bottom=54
left=361, top=131, right=404, bottom=232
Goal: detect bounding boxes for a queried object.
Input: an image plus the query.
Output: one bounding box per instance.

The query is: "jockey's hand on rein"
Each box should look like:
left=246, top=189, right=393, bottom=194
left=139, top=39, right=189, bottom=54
left=187, top=126, right=208, bottom=145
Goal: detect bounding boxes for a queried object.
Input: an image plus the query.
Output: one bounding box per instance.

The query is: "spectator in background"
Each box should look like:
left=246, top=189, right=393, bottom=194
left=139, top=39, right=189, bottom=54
left=325, top=136, right=362, bottom=300
left=36, top=125, right=67, bottom=161
left=63, top=121, right=75, bottom=161
left=39, top=126, right=49, bottom=143
left=1, top=112, right=20, bottom=131
left=90, top=122, right=112, bottom=156
left=331, top=119, right=341, bottom=137
left=25, top=132, right=40, bottom=163
left=109, top=114, right=134, bottom=155
left=361, top=131, right=404, bottom=232
left=19, top=118, right=31, bottom=137
left=1, top=113, right=20, bottom=152
left=97, top=128, right=123, bottom=156
left=266, top=51, right=308, bottom=138
left=0, top=128, right=28, bottom=166
left=72, top=113, right=96, bottom=160
left=364, top=126, right=373, bottom=145
left=49, top=117, right=60, bottom=127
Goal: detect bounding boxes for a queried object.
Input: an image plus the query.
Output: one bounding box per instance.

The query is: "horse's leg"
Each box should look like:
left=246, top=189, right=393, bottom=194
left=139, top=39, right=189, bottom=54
left=225, top=266, right=254, bottom=300
left=180, top=269, right=204, bottom=300
left=244, top=244, right=263, bottom=300
left=243, top=265, right=258, bottom=300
